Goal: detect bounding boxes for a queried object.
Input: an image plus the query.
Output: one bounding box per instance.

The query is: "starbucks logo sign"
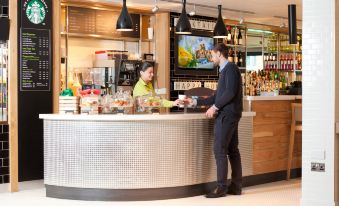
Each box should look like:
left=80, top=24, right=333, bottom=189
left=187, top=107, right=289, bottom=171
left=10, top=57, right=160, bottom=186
left=26, top=0, right=46, bottom=24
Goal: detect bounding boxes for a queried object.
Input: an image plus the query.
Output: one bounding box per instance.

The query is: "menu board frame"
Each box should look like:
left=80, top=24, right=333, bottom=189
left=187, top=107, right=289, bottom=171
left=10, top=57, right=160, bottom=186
left=66, top=6, right=140, bottom=39
left=19, top=0, right=53, bottom=92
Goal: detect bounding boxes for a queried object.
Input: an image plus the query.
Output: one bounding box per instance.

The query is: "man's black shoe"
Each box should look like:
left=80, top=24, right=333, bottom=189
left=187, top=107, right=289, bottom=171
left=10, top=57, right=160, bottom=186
left=227, top=184, right=242, bottom=195
left=205, top=186, right=227, bottom=198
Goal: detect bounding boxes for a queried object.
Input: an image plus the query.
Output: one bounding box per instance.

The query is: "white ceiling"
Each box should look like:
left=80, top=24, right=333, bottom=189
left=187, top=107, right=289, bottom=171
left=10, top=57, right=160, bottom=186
left=81, top=0, right=302, bottom=28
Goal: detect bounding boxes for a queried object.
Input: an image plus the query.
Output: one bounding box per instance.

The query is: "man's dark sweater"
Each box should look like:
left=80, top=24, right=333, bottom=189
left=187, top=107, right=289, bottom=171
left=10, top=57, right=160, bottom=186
left=197, top=62, right=243, bottom=119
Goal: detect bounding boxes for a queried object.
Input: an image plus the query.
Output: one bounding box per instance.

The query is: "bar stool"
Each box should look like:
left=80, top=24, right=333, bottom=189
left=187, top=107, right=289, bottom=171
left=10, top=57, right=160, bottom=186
left=287, top=103, right=302, bottom=180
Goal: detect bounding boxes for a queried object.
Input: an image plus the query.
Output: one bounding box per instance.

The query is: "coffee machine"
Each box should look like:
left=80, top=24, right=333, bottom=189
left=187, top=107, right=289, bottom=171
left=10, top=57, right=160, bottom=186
left=117, top=60, right=155, bottom=92
left=117, top=60, right=141, bottom=92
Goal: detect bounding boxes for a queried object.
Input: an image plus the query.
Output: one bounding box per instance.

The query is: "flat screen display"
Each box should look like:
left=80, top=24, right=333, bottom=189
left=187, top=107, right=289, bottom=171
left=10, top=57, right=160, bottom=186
left=177, top=35, right=215, bottom=70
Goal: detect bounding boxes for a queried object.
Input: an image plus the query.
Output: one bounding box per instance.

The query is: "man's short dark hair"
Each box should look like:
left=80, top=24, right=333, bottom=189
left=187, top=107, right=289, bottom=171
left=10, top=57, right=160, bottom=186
left=213, top=43, right=228, bottom=58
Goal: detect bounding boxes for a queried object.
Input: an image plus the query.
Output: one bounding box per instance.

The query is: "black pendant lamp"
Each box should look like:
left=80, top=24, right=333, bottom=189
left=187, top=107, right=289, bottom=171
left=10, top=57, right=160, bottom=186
left=288, top=4, right=297, bottom=44
left=213, top=5, right=227, bottom=38
left=175, top=0, right=192, bottom=34
left=116, top=0, right=133, bottom=31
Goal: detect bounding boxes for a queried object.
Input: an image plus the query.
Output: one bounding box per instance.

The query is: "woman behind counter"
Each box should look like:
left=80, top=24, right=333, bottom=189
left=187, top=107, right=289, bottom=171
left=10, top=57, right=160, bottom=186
left=133, top=62, right=180, bottom=107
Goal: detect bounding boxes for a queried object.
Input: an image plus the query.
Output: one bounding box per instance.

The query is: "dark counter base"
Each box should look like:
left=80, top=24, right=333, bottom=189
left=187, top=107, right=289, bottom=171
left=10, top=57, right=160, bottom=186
left=46, top=182, right=216, bottom=201
left=46, top=168, right=301, bottom=201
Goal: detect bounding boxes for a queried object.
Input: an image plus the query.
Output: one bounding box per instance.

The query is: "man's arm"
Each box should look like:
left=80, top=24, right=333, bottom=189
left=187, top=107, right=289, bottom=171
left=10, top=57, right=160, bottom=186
left=197, top=94, right=216, bottom=106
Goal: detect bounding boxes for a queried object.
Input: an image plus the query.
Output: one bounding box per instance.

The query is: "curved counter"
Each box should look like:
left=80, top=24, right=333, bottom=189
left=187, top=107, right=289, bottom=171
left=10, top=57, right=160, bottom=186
left=39, top=113, right=255, bottom=201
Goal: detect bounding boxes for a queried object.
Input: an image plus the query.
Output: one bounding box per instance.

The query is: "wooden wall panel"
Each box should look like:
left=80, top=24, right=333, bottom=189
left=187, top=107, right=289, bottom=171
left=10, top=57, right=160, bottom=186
left=252, top=100, right=302, bottom=175
left=53, top=0, right=61, bottom=113
left=8, top=0, right=18, bottom=192
left=154, top=13, right=170, bottom=99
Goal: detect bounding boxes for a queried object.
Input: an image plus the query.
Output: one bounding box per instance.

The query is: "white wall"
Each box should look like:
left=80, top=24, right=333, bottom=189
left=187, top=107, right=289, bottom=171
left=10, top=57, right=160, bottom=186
left=301, top=0, right=337, bottom=205
left=61, top=38, right=139, bottom=71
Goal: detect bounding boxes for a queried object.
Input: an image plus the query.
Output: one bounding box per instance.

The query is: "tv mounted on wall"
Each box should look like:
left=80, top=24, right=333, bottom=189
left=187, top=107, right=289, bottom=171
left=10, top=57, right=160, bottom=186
left=174, top=32, right=218, bottom=76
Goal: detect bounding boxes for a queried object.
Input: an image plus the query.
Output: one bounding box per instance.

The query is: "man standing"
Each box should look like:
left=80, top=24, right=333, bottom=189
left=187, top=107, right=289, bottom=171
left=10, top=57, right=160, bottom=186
left=187, top=43, right=243, bottom=198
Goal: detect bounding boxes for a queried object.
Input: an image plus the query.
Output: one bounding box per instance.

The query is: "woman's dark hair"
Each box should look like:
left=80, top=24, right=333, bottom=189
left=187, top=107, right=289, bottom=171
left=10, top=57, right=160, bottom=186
left=213, top=43, right=228, bottom=58
left=140, top=62, right=154, bottom=72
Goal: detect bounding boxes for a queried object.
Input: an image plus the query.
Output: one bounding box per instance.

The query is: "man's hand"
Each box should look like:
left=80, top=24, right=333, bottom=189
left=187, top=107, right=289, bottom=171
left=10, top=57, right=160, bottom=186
left=205, top=106, right=217, bottom=118
left=173, top=99, right=181, bottom=107
left=184, top=98, right=193, bottom=106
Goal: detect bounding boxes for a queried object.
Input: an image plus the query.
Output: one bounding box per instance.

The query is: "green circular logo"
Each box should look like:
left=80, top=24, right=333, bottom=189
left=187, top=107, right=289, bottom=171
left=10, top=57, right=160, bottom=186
left=26, top=0, right=46, bottom=25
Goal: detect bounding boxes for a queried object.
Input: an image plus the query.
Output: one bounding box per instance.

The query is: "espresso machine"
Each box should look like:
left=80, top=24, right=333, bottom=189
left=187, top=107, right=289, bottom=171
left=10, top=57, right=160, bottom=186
left=117, top=60, right=155, bottom=93
left=117, top=60, right=142, bottom=92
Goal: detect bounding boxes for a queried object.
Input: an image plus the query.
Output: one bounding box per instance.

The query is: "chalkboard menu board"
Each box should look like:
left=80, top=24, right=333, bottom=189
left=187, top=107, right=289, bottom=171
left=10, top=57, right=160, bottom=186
left=68, top=7, right=95, bottom=34
left=67, top=6, right=140, bottom=38
left=20, top=28, right=51, bottom=90
left=19, top=0, right=52, bottom=91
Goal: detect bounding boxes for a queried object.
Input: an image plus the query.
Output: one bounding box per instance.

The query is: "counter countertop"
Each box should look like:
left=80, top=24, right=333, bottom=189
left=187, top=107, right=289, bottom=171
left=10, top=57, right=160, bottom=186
left=39, top=112, right=256, bottom=121
left=245, top=95, right=302, bottom=101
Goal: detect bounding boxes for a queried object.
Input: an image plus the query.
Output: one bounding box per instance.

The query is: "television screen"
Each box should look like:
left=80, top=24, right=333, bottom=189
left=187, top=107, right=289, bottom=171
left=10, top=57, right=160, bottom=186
left=177, top=35, right=215, bottom=69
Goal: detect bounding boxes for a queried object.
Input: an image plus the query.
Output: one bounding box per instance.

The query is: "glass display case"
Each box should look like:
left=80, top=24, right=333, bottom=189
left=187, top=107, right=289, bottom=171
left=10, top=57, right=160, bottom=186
left=0, top=42, right=8, bottom=122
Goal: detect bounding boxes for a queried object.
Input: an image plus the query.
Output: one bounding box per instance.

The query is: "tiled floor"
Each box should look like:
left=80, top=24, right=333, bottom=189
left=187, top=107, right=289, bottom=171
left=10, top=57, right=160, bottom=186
left=0, top=179, right=301, bottom=206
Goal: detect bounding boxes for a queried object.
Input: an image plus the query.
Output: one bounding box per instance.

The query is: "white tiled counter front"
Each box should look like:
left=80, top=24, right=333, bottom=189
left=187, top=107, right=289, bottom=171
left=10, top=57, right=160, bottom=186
left=39, top=113, right=255, bottom=201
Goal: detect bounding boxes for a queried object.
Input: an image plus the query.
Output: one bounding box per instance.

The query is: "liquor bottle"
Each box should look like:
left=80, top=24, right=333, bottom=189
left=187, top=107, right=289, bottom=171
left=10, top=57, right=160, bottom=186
left=297, top=54, right=302, bottom=70
left=234, top=50, right=238, bottom=64
left=238, top=29, right=243, bottom=45
left=228, top=48, right=234, bottom=62
left=238, top=52, right=243, bottom=67
left=234, top=27, right=238, bottom=45
left=269, top=54, right=273, bottom=69
left=256, top=82, right=261, bottom=96
left=231, top=27, right=235, bottom=45
left=272, top=54, right=276, bottom=70
left=227, top=26, right=232, bottom=44
left=280, top=54, right=285, bottom=70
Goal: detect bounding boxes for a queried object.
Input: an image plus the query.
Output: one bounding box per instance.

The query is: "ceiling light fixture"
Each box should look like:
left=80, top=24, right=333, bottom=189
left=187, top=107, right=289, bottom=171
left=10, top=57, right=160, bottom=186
left=152, top=0, right=159, bottom=13
left=175, top=0, right=192, bottom=34
left=279, top=18, right=285, bottom=28
left=116, top=0, right=133, bottom=31
left=288, top=4, right=297, bottom=44
left=239, top=17, right=244, bottom=24
left=189, top=4, right=196, bottom=16
left=213, top=5, right=227, bottom=38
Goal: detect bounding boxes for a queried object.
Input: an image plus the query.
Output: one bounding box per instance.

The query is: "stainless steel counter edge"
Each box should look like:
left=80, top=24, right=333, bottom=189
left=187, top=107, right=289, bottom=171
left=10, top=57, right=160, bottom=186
left=39, top=112, right=256, bottom=121
left=245, top=95, right=302, bottom=101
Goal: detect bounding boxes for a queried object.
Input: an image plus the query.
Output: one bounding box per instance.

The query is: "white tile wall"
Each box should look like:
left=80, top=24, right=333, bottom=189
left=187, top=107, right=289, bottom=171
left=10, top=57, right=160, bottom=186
left=302, top=0, right=337, bottom=205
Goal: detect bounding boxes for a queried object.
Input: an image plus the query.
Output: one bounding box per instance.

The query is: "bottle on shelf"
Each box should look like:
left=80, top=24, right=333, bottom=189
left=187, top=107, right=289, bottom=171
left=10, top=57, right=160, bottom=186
left=234, top=27, right=238, bottom=45
left=238, top=29, right=243, bottom=45
left=238, top=52, right=243, bottom=67
left=280, top=54, right=285, bottom=70
left=234, top=50, right=238, bottom=65
left=227, top=26, right=232, bottom=44
left=228, top=48, right=234, bottom=62
left=297, top=53, right=302, bottom=70
left=230, top=27, right=235, bottom=45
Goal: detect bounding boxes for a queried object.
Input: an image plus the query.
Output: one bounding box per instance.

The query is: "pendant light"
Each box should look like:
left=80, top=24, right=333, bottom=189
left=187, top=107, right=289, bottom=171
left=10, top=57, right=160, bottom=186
left=213, top=5, right=227, bottom=38
left=116, top=0, right=133, bottom=31
left=288, top=4, right=297, bottom=44
left=175, top=0, right=192, bottom=35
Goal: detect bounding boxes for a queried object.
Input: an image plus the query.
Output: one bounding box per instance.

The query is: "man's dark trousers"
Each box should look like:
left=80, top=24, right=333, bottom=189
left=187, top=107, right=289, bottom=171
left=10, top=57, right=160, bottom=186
left=214, top=113, right=242, bottom=189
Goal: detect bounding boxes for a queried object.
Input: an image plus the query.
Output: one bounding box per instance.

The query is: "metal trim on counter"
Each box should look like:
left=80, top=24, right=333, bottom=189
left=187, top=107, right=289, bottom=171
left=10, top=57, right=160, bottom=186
left=46, top=182, right=216, bottom=201
left=39, top=112, right=256, bottom=121
left=45, top=168, right=301, bottom=201
left=245, top=95, right=302, bottom=101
